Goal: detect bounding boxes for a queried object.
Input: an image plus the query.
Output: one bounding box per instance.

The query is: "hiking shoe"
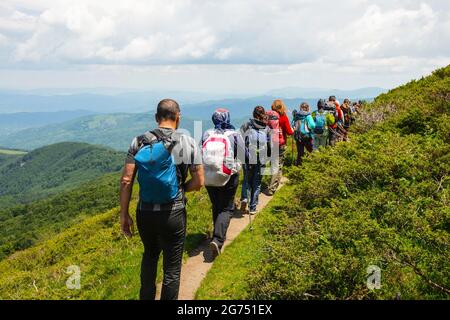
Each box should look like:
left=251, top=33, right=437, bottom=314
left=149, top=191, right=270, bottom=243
left=249, top=210, right=257, bottom=216
left=265, top=189, right=275, bottom=196
left=209, top=241, right=221, bottom=257
left=240, top=200, right=248, bottom=213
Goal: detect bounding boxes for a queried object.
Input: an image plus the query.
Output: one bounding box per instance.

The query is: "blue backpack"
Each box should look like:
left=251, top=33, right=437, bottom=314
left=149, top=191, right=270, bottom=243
left=294, top=115, right=311, bottom=142
left=134, top=130, right=180, bottom=204
left=314, top=112, right=327, bottom=134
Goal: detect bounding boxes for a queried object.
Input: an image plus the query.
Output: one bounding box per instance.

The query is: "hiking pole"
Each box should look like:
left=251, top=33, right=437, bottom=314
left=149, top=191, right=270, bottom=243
left=249, top=211, right=253, bottom=232
left=291, top=137, right=295, bottom=165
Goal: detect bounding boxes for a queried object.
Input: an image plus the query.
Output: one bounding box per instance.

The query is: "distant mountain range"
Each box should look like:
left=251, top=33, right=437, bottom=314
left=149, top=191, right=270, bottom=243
left=0, top=142, right=124, bottom=208
left=265, top=87, right=387, bottom=99
left=182, top=96, right=320, bottom=120
left=0, top=89, right=250, bottom=114
left=0, top=87, right=384, bottom=114
left=0, top=112, right=214, bottom=151
left=0, top=87, right=385, bottom=151
left=0, top=110, right=96, bottom=135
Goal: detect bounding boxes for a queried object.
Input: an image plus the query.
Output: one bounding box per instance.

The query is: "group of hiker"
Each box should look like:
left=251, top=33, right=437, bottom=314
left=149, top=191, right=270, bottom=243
left=119, top=97, right=361, bottom=300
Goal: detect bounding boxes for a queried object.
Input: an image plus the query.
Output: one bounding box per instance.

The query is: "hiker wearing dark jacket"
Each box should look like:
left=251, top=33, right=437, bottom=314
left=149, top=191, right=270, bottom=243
left=240, top=106, right=271, bottom=215
left=120, top=99, right=204, bottom=300
left=202, top=109, right=246, bottom=257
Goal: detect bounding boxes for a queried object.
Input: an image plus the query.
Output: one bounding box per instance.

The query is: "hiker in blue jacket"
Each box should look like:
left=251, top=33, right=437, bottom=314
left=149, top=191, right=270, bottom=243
left=293, top=102, right=316, bottom=166
left=119, top=99, right=204, bottom=300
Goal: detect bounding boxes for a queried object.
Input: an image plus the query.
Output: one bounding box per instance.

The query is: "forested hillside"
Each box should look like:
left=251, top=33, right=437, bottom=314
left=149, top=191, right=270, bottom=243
left=0, top=173, right=124, bottom=260
left=0, top=148, right=26, bottom=170
left=0, top=142, right=124, bottom=207
left=197, top=65, right=450, bottom=300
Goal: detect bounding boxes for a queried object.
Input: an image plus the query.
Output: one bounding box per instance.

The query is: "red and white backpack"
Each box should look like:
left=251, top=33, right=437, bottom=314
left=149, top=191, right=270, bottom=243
left=202, top=130, right=239, bottom=187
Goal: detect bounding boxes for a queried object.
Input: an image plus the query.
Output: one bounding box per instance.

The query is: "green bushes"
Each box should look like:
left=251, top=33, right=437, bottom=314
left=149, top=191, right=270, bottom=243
left=249, top=131, right=449, bottom=299
left=246, top=65, right=450, bottom=300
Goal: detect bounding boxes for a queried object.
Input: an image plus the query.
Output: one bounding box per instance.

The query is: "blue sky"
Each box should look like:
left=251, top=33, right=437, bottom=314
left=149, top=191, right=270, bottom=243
left=0, top=0, right=449, bottom=93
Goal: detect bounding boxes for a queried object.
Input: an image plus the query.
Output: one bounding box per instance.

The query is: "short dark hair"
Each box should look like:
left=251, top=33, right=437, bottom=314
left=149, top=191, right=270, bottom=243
left=253, top=106, right=267, bottom=122
left=156, top=99, right=180, bottom=121
left=329, top=96, right=336, bottom=102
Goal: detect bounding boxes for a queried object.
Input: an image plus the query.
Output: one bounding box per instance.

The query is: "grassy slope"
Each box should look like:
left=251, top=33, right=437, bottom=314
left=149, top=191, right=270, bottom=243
left=197, top=65, right=450, bottom=300
left=0, top=187, right=212, bottom=299
left=0, top=148, right=27, bottom=155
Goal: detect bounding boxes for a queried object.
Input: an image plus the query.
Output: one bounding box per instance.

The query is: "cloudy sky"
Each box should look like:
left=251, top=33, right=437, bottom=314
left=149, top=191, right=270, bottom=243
left=0, top=0, right=449, bottom=93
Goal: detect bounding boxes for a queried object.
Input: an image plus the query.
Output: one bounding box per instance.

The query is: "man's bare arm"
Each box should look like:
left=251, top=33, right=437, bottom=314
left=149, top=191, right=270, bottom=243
left=184, top=164, right=204, bottom=193
left=119, top=163, right=137, bottom=237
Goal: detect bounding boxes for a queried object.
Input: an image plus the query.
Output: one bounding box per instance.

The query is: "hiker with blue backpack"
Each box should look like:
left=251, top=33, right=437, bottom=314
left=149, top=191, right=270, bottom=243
left=293, top=102, right=316, bottom=166
left=202, top=109, right=246, bottom=257
left=311, top=99, right=336, bottom=149
left=240, top=106, right=271, bottom=215
left=119, top=99, right=204, bottom=300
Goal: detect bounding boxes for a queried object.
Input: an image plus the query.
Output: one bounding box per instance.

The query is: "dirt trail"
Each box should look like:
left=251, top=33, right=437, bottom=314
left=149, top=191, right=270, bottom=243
left=156, top=178, right=287, bottom=300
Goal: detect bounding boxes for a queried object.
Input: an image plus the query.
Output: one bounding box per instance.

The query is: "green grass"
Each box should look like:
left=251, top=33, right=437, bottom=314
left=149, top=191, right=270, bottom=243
left=0, top=148, right=27, bottom=155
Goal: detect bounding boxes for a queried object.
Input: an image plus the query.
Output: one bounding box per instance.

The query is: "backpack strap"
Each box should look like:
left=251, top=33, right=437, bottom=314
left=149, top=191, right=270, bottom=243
left=150, top=129, right=178, bottom=154
left=136, top=131, right=157, bottom=150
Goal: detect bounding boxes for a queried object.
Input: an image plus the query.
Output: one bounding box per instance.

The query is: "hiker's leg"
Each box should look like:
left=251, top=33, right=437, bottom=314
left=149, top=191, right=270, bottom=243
left=160, top=208, right=187, bottom=300
left=240, top=165, right=249, bottom=202
left=206, top=187, right=219, bottom=226
left=296, top=140, right=305, bottom=166
left=321, top=133, right=328, bottom=148
left=268, top=145, right=285, bottom=193
left=329, top=130, right=336, bottom=146
left=313, top=134, right=319, bottom=151
left=306, top=139, right=314, bottom=153
left=212, top=173, right=239, bottom=249
left=136, top=207, right=162, bottom=300
left=248, top=166, right=256, bottom=211
left=250, top=165, right=263, bottom=211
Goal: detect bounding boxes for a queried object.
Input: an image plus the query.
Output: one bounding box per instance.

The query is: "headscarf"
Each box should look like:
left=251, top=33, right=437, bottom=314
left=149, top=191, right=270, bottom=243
left=212, top=108, right=235, bottom=130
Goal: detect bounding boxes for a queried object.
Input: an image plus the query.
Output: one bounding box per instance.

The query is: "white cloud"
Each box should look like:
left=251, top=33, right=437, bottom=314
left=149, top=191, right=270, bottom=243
left=0, top=0, right=449, bottom=90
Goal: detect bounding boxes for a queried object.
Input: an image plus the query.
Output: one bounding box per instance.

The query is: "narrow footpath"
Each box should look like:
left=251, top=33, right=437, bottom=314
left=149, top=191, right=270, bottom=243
left=157, top=178, right=287, bottom=300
